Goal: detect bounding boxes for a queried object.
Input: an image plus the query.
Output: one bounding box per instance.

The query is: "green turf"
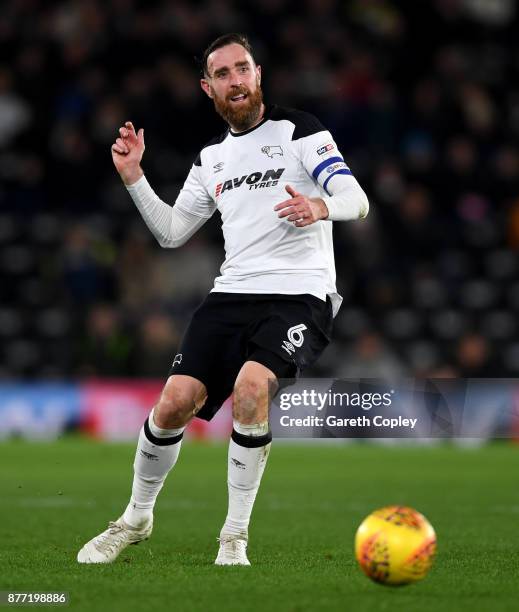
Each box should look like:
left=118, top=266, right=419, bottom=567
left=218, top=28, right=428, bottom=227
left=0, top=439, right=518, bottom=611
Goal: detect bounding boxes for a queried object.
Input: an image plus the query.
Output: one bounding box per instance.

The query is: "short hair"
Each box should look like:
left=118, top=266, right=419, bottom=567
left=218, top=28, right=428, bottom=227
left=201, top=33, right=255, bottom=77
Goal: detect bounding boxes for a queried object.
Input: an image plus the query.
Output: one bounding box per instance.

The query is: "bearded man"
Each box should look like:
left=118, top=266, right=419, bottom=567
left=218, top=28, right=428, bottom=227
left=77, top=33, right=369, bottom=566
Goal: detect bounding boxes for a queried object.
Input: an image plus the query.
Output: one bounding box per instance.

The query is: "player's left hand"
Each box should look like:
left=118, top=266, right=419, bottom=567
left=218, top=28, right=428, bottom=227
left=274, top=185, right=329, bottom=227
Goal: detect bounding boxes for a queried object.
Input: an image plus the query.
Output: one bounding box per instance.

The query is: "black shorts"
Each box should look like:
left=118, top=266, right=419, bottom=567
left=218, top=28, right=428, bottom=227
left=168, top=292, right=333, bottom=421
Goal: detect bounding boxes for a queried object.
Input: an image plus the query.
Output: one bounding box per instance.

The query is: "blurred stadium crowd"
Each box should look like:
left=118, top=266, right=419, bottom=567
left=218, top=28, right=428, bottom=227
left=1, top=0, right=519, bottom=381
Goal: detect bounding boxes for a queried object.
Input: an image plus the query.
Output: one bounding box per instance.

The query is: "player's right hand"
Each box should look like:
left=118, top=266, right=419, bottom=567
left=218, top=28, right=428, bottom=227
left=111, top=121, right=145, bottom=185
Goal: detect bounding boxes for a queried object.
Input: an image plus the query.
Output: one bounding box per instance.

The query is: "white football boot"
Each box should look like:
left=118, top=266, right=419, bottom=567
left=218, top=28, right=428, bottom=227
left=77, top=516, right=153, bottom=564
left=215, top=533, right=251, bottom=566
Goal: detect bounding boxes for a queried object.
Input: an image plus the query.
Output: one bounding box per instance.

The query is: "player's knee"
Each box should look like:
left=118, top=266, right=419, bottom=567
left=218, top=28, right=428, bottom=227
left=155, top=391, right=192, bottom=427
left=155, top=377, right=205, bottom=427
left=233, top=375, right=269, bottom=423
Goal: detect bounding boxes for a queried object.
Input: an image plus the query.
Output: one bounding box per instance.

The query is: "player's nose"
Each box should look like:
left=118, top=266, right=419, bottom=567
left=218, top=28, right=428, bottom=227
left=229, top=71, right=244, bottom=88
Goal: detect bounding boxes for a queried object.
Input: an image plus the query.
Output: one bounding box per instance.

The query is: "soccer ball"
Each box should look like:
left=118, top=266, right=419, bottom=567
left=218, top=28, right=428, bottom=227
left=355, top=505, right=436, bottom=586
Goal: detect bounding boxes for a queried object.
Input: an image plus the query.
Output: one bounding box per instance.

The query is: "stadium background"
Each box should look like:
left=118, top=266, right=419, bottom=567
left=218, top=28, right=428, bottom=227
left=1, top=0, right=518, bottom=384
left=2, top=2, right=519, bottom=610
left=0, top=0, right=519, bottom=380
left=2, top=0, right=519, bottom=439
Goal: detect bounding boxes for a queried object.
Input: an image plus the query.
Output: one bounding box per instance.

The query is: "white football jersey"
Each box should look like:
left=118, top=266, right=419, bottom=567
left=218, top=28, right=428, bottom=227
left=174, top=105, right=355, bottom=316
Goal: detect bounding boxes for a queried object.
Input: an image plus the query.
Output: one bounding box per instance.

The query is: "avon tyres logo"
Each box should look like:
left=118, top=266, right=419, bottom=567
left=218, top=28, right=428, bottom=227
left=215, top=168, right=285, bottom=198
left=261, top=145, right=283, bottom=158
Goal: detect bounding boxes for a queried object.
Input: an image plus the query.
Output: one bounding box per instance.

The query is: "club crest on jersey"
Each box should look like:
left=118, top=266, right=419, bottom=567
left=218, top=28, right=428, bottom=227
left=261, top=145, right=283, bottom=158
left=317, top=143, right=334, bottom=156
left=215, top=168, right=285, bottom=198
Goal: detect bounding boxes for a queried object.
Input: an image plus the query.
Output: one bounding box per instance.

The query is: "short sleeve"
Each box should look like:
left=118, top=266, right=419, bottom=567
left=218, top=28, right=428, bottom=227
left=175, top=164, right=217, bottom=218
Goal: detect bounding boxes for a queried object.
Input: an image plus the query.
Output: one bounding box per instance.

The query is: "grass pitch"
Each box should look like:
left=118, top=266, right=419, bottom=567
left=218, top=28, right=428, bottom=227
left=0, top=439, right=518, bottom=611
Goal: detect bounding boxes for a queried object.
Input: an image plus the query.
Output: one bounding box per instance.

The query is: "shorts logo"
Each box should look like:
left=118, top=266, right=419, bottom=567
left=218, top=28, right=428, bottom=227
left=281, top=323, right=307, bottom=355
left=261, top=145, right=283, bottom=158
left=317, top=143, right=334, bottom=155
left=172, top=353, right=183, bottom=367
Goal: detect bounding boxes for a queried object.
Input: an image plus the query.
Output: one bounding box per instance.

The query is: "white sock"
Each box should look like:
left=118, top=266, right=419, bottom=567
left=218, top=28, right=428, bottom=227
left=221, top=420, right=271, bottom=539
left=123, top=409, right=185, bottom=528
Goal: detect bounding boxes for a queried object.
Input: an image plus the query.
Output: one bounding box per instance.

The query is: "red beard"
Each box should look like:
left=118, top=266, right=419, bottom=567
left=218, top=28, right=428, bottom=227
left=213, top=84, right=264, bottom=131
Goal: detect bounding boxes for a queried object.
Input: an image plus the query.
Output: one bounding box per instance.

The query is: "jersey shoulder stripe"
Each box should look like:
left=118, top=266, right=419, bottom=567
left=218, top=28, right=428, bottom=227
left=269, top=105, right=327, bottom=140
left=194, top=129, right=229, bottom=166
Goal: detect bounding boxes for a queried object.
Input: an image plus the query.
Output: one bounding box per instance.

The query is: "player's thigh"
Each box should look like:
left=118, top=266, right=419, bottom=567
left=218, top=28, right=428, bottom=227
left=154, top=374, right=208, bottom=427
left=169, top=294, right=246, bottom=396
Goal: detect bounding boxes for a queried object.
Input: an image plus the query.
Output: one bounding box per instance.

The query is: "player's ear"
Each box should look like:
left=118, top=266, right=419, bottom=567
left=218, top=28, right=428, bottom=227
left=200, top=78, right=213, bottom=99
left=256, top=64, right=262, bottom=85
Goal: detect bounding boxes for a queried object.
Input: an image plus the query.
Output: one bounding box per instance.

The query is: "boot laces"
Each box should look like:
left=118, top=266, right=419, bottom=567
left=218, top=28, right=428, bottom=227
left=217, top=535, right=247, bottom=560
left=94, top=521, right=133, bottom=555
